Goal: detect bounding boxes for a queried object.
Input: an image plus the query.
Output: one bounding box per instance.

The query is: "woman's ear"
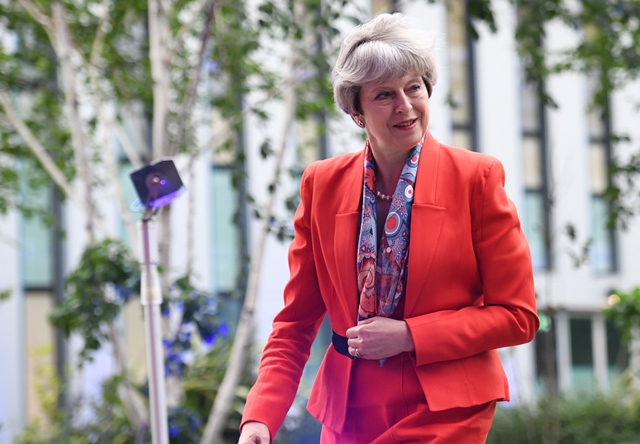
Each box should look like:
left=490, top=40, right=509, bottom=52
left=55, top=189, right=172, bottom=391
left=351, top=114, right=365, bottom=128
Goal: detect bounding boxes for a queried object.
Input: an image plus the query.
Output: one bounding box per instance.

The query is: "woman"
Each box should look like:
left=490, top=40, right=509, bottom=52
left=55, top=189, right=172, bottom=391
left=239, top=12, right=539, bottom=443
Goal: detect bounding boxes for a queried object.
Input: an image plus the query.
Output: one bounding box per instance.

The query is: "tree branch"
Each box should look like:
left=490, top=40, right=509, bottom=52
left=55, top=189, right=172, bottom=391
left=0, top=91, right=77, bottom=203
left=196, top=69, right=305, bottom=160
left=169, top=0, right=216, bottom=157
left=106, top=318, right=149, bottom=431
left=167, top=0, right=210, bottom=67
left=0, top=91, right=114, bottom=238
left=199, top=26, right=300, bottom=444
left=52, top=2, right=98, bottom=242
left=102, top=118, right=138, bottom=249
left=89, top=0, right=111, bottom=69
left=17, top=0, right=55, bottom=35
left=148, top=0, right=171, bottom=159
left=113, top=122, right=145, bottom=169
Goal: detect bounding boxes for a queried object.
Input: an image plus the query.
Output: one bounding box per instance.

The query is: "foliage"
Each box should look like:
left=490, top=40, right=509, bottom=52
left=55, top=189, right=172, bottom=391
left=464, top=0, right=640, bottom=108
left=488, top=395, right=640, bottom=444
left=17, top=362, right=144, bottom=444
left=177, top=339, right=254, bottom=442
left=0, top=1, right=73, bottom=215
left=44, top=236, right=243, bottom=441
left=0, top=288, right=11, bottom=301
left=465, top=0, right=640, bottom=227
left=606, top=153, right=640, bottom=229
left=49, top=239, right=140, bottom=362
left=17, top=338, right=252, bottom=444
left=604, top=287, right=640, bottom=345
left=22, top=249, right=248, bottom=443
left=162, top=275, right=231, bottom=378
left=49, top=236, right=232, bottom=373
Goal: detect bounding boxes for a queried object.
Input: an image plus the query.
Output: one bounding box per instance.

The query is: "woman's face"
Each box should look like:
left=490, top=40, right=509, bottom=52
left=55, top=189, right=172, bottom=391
left=354, top=72, right=430, bottom=160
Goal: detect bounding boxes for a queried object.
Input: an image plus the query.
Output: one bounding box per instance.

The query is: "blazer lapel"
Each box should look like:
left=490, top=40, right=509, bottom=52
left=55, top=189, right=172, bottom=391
left=404, top=132, right=446, bottom=317
left=332, top=154, right=363, bottom=327
left=334, top=212, right=360, bottom=324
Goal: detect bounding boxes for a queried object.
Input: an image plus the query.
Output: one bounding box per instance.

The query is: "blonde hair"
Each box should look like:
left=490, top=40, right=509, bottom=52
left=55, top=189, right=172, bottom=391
left=333, top=13, right=438, bottom=115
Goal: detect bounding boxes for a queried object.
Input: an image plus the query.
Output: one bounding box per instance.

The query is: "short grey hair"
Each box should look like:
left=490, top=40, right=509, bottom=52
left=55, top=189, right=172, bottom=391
left=333, top=13, right=438, bottom=115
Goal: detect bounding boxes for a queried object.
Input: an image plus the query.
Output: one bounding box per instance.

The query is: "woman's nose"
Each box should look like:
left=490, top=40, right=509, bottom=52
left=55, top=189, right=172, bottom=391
left=394, top=93, right=412, bottom=113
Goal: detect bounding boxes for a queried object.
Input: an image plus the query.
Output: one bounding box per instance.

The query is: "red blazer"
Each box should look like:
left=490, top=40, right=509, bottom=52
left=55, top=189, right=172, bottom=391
left=241, top=132, right=539, bottom=437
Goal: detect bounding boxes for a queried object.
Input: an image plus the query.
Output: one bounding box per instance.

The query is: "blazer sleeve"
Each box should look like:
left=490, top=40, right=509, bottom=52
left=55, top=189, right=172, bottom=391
left=405, top=156, right=539, bottom=367
left=240, top=162, right=328, bottom=437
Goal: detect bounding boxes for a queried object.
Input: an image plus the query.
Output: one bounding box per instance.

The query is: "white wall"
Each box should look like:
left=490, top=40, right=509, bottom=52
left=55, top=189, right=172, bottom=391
left=404, top=0, right=452, bottom=144
left=475, top=0, right=524, bottom=208
left=611, top=79, right=640, bottom=291
left=0, top=210, right=25, bottom=443
left=536, top=18, right=594, bottom=309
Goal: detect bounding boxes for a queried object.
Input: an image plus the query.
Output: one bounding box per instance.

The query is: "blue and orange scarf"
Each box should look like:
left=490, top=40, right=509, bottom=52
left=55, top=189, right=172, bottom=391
left=356, top=136, right=423, bottom=321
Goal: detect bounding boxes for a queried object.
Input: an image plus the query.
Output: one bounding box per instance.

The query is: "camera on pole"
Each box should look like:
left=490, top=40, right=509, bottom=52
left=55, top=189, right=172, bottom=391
left=129, top=158, right=185, bottom=444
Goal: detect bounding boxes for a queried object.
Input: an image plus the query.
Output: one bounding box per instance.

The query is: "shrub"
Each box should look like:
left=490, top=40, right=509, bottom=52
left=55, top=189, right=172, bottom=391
left=488, top=395, right=640, bottom=444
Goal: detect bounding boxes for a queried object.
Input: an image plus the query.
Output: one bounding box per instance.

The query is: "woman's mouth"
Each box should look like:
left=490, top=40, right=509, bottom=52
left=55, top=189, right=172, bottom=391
left=394, top=118, right=417, bottom=128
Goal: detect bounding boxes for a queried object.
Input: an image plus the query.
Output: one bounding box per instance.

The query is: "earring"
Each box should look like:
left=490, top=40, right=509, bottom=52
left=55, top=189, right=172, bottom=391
left=351, top=115, right=365, bottom=128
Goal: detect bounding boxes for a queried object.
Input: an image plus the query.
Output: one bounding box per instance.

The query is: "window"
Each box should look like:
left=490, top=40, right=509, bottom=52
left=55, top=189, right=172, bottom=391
left=570, top=317, right=595, bottom=394
left=536, top=312, right=627, bottom=397
left=521, top=81, right=551, bottom=271
left=588, top=100, right=616, bottom=273
left=209, top=165, right=240, bottom=295
left=371, top=0, right=398, bottom=14
left=446, top=0, right=477, bottom=151
left=20, top=184, right=53, bottom=289
left=535, top=311, right=558, bottom=396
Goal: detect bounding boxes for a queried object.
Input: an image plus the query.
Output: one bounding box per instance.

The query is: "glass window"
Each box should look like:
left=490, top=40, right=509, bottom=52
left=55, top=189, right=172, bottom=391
left=523, top=138, right=543, bottom=189
left=521, top=82, right=540, bottom=133
left=371, top=0, right=395, bottom=14
left=570, top=317, right=595, bottom=394
left=535, top=314, right=557, bottom=396
left=524, top=191, right=547, bottom=270
left=210, top=166, right=239, bottom=294
left=590, top=142, right=608, bottom=195
left=587, top=78, right=616, bottom=274
left=520, top=81, right=550, bottom=271
left=447, top=1, right=476, bottom=151
left=537, top=313, right=629, bottom=397
left=21, top=186, right=53, bottom=289
left=590, top=195, right=615, bottom=274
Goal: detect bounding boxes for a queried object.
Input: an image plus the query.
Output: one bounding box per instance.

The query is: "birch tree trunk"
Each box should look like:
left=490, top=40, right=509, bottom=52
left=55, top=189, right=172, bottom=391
left=52, top=2, right=98, bottom=243
left=199, top=30, right=301, bottom=444
left=148, top=0, right=170, bottom=160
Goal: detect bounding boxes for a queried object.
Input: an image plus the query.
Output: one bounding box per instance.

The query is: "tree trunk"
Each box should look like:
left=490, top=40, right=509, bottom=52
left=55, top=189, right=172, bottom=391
left=148, top=0, right=170, bottom=160
left=199, top=36, right=299, bottom=444
left=52, top=2, right=98, bottom=243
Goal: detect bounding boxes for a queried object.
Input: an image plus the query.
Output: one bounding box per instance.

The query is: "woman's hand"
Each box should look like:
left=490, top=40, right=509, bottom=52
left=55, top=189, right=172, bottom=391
left=238, top=421, right=270, bottom=444
left=345, top=317, right=414, bottom=360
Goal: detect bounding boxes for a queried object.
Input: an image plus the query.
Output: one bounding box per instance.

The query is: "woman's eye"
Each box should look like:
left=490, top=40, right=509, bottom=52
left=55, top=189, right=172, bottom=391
left=409, top=84, right=421, bottom=92
left=375, top=92, right=390, bottom=100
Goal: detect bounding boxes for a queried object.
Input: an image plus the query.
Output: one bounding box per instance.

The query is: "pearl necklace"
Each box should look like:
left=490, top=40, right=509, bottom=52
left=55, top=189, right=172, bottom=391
left=376, top=190, right=393, bottom=201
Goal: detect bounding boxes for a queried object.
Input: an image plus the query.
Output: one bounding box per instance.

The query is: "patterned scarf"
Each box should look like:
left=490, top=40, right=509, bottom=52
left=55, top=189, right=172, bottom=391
left=356, top=136, right=423, bottom=321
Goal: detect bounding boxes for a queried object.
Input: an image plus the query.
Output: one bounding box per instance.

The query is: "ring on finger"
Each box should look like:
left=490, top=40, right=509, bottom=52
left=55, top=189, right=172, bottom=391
left=354, top=348, right=362, bottom=358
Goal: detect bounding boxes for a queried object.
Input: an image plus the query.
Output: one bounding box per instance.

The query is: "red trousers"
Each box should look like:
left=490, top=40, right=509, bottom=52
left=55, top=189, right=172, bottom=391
left=319, top=352, right=496, bottom=443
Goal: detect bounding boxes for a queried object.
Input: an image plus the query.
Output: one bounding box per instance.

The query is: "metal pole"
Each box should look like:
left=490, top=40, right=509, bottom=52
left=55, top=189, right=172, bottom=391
left=139, top=217, right=169, bottom=444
